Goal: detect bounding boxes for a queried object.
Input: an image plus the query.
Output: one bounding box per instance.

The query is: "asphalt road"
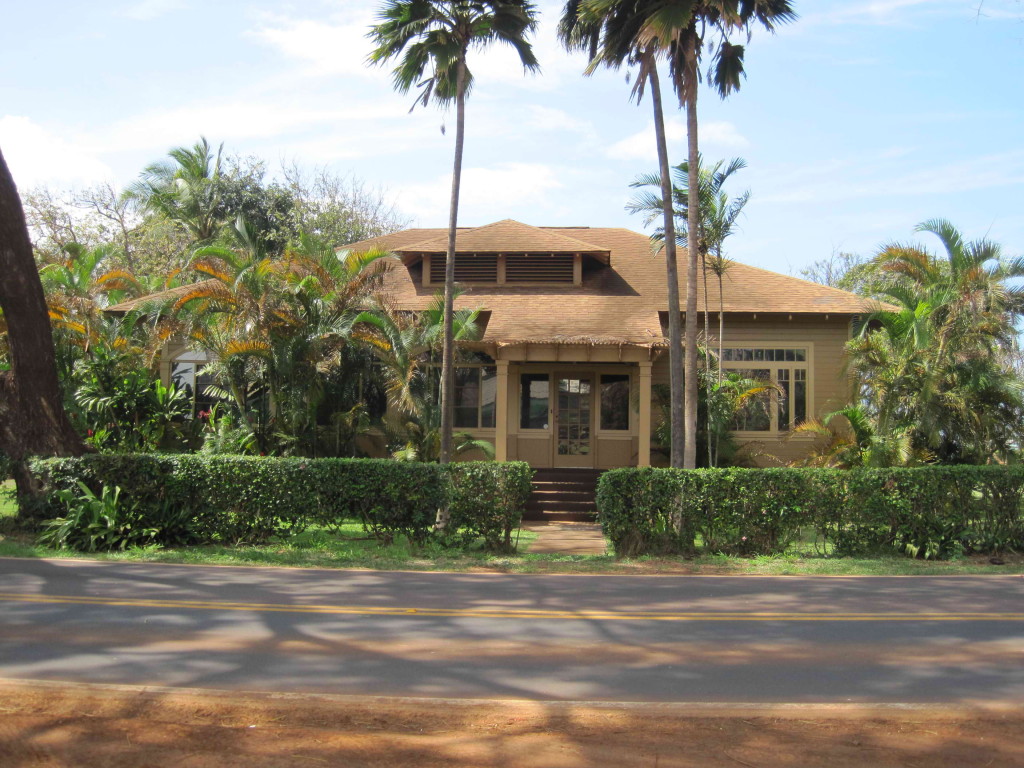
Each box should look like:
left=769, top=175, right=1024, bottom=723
left=1, top=558, right=1022, bottom=703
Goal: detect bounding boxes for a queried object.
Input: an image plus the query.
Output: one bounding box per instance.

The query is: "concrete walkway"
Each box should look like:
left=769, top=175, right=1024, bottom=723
left=522, top=521, right=607, bottom=555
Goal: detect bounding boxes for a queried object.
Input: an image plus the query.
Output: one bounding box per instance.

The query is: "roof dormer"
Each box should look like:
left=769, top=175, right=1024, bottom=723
left=395, top=219, right=610, bottom=288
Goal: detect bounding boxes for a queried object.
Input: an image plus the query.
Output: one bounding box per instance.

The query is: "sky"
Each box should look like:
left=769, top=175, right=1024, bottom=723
left=1, top=0, right=1022, bottom=277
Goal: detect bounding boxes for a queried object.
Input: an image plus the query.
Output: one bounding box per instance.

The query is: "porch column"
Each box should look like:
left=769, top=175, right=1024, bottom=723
left=638, top=360, right=652, bottom=467
left=495, top=360, right=509, bottom=461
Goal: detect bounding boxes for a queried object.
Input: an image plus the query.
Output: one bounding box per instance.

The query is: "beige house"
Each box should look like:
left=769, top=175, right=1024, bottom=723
left=345, top=219, right=874, bottom=468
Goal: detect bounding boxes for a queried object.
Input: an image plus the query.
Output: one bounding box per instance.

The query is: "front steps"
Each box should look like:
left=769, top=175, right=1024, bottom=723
left=523, top=468, right=602, bottom=522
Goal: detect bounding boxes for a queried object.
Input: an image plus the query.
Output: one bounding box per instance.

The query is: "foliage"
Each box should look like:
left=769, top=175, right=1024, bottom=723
left=597, top=466, right=1024, bottom=560
left=446, top=461, right=533, bottom=552
left=38, top=482, right=159, bottom=551
left=845, top=220, right=1024, bottom=465
left=31, top=454, right=530, bottom=550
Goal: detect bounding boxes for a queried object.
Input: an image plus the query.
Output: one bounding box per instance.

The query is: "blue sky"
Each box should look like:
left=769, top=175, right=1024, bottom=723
left=1, top=0, right=1021, bottom=276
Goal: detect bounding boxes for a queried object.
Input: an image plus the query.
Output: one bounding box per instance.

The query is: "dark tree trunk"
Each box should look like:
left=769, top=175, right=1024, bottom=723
left=0, top=146, right=86, bottom=508
left=439, top=57, right=468, bottom=468
left=648, top=61, right=684, bottom=469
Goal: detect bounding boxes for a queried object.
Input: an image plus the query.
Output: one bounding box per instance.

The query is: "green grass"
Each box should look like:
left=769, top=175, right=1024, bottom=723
left=1, top=483, right=1021, bottom=575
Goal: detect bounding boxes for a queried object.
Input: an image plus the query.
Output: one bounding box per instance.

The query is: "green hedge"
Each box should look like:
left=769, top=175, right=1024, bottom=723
left=29, top=455, right=532, bottom=550
left=596, top=466, right=1024, bottom=559
left=446, top=462, right=534, bottom=552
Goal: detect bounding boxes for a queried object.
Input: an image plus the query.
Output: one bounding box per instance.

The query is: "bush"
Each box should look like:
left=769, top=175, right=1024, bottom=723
left=597, top=465, right=1024, bottom=559
left=38, top=482, right=160, bottom=551
left=446, top=461, right=533, bottom=552
left=313, top=459, right=447, bottom=545
left=29, top=454, right=530, bottom=550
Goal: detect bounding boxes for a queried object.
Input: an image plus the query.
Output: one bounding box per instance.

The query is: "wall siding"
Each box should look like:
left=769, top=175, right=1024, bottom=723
left=651, top=314, right=853, bottom=466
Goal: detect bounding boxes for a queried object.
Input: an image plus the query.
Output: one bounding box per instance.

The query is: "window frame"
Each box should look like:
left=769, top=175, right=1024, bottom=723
left=719, top=343, right=814, bottom=436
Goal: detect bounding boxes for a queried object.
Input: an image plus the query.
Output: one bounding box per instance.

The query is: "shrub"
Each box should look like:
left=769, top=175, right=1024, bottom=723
left=38, top=482, right=159, bottom=551
left=597, top=465, right=1024, bottom=559
left=29, top=454, right=531, bottom=550
left=446, top=461, right=533, bottom=552
left=313, top=459, right=446, bottom=545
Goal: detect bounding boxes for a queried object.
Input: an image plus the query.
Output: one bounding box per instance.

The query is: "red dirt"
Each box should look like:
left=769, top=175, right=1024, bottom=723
left=1, top=682, right=1022, bottom=767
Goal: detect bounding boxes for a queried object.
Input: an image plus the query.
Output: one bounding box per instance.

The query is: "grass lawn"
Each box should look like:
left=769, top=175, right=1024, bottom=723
left=1, top=479, right=1021, bottom=575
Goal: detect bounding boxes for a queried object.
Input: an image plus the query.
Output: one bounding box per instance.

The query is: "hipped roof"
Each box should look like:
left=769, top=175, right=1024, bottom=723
left=345, top=222, right=882, bottom=347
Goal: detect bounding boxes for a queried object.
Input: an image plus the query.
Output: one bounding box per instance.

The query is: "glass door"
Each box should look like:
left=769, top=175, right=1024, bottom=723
left=553, top=375, right=594, bottom=468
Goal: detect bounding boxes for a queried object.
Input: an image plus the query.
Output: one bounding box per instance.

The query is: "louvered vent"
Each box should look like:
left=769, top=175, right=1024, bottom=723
left=505, top=255, right=574, bottom=283
left=430, top=255, right=498, bottom=284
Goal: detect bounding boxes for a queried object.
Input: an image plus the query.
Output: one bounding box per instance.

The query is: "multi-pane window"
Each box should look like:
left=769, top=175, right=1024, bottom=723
left=600, top=374, right=630, bottom=430
left=453, top=366, right=497, bottom=429
left=721, top=348, right=809, bottom=433
left=520, top=373, right=550, bottom=429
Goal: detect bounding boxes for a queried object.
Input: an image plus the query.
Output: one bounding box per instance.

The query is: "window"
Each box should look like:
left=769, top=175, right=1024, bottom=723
left=169, top=349, right=220, bottom=417
left=520, top=373, right=549, bottom=429
left=721, top=348, right=809, bottom=433
left=453, top=366, right=497, bottom=429
left=600, top=374, right=630, bottom=430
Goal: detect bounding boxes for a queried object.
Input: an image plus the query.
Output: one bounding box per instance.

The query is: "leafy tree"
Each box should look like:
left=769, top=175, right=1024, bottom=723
left=369, top=0, right=539, bottom=465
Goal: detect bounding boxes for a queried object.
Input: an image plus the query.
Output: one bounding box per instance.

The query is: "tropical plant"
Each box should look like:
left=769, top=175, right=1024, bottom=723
left=628, top=153, right=750, bottom=464
left=562, top=0, right=794, bottom=468
left=124, top=137, right=227, bottom=246
left=844, top=220, right=1024, bottom=465
left=369, top=0, right=539, bottom=464
left=38, top=482, right=159, bottom=551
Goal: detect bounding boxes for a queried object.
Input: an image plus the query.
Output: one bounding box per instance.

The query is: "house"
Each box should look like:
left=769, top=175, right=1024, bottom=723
left=342, top=219, right=875, bottom=468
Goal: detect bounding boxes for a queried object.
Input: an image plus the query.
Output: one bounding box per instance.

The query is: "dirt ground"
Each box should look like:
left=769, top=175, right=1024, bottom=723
left=1, top=682, right=1023, bottom=768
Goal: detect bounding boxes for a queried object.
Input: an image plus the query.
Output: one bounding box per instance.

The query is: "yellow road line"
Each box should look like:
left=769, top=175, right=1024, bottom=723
left=1, top=592, right=1022, bottom=622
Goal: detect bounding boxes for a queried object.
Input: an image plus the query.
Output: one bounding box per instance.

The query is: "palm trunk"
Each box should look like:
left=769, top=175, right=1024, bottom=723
left=439, top=59, right=467, bottom=467
left=648, top=61, right=684, bottom=469
left=715, top=259, right=725, bottom=467
left=682, top=39, right=700, bottom=470
left=702, top=252, right=712, bottom=467
left=0, top=146, right=86, bottom=509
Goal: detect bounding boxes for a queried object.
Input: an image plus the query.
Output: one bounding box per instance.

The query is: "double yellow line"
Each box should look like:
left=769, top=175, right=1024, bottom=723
left=1, top=592, right=1022, bottom=622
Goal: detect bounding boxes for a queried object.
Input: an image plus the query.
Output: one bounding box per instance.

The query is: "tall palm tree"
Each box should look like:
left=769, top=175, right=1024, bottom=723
left=368, top=0, right=539, bottom=464
left=562, top=0, right=794, bottom=468
left=628, top=154, right=748, bottom=464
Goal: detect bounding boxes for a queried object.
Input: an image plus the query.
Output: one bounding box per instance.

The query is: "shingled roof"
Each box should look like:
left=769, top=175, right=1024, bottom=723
left=345, top=222, right=880, bottom=347
left=395, top=219, right=610, bottom=264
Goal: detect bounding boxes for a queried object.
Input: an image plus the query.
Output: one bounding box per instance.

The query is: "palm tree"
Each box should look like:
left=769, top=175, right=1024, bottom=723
left=562, top=1, right=794, bottom=468
left=628, top=154, right=749, bottom=464
left=368, top=0, right=539, bottom=464
left=847, top=220, right=1024, bottom=464
left=124, top=137, right=227, bottom=246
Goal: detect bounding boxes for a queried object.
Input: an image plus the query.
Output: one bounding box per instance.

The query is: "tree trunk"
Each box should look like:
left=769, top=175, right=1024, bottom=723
left=0, top=146, right=86, bottom=509
left=648, top=61, right=684, bottom=469
left=682, top=39, right=701, bottom=470
left=702, top=252, right=712, bottom=467
left=439, top=59, right=467, bottom=467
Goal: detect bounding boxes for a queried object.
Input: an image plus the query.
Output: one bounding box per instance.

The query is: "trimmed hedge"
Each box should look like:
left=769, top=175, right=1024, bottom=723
left=447, top=461, right=534, bottom=552
left=29, top=454, right=532, bottom=550
left=596, top=466, right=1024, bottom=559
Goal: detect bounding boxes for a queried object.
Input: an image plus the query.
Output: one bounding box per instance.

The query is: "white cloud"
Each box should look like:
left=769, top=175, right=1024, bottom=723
left=395, top=162, right=564, bottom=223
left=800, top=0, right=967, bottom=28
left=119, top=0, right=186, bottom=21
left=606, top=119, right=749, bottom=162
left=249, top=10, right=384, bottom=79
left=0, top=116, right=113, bottom=188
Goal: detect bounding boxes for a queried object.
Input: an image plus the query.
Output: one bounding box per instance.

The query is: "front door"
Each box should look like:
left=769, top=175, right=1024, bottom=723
left=553, top=375, right=595, bottom=468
